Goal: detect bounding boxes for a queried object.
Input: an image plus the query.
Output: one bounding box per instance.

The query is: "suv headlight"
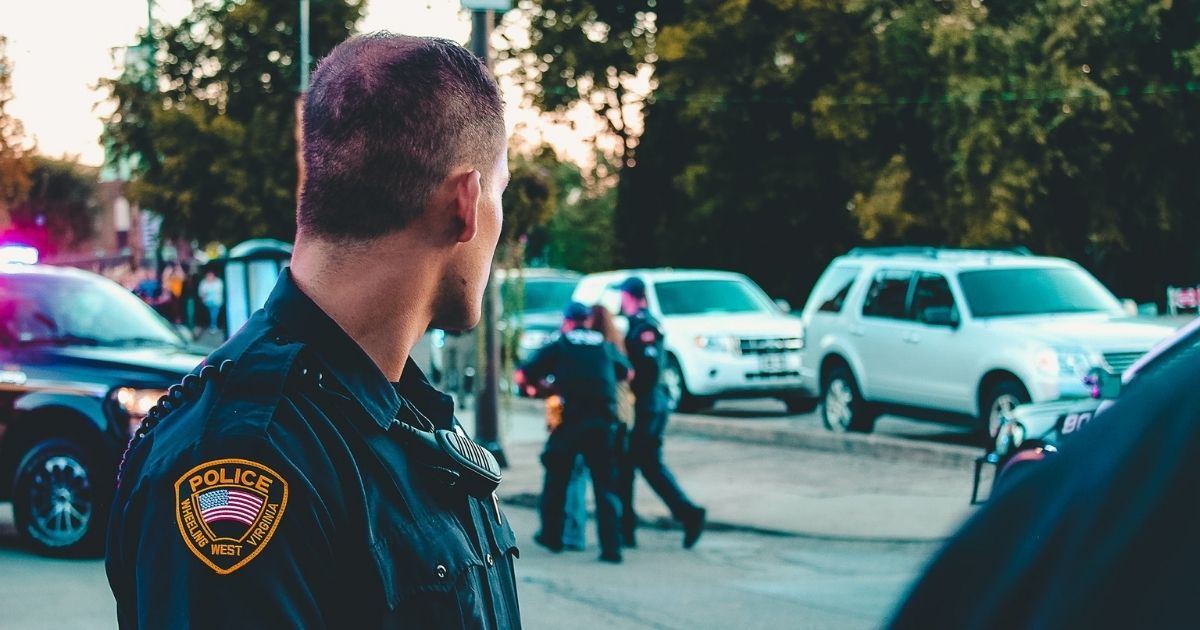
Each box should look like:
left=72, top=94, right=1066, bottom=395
left=694, top=335, right=739, bottom=354
left=1035, top=347, right=1098, bottom=378
left=114, top=387, right=167, bottom=434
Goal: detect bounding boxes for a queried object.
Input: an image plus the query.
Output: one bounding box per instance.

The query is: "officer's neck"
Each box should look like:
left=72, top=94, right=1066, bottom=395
left=291, top=234, right=436, bottom=382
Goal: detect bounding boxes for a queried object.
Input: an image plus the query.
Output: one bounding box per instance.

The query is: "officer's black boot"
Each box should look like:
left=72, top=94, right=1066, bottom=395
left=682, top=506, right=706, bottom=549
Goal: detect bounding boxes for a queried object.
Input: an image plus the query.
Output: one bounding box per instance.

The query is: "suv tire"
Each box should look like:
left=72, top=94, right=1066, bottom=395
left=982, top=379, right=1031, bottom=440
left=664, top=356, right=709, bottom=413
left=13, top=438, right=110, bottom=557
left=821, top=366, right=876, bottom=433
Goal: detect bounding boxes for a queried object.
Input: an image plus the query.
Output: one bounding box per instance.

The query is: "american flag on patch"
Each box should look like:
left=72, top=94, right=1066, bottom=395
left=198, top=488, right=264, bottom=526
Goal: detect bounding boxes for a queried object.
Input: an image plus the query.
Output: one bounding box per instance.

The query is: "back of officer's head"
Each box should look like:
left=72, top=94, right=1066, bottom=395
left=299, top=33, right=505, bottom=239
left=297, top=33, right=507, bottom=330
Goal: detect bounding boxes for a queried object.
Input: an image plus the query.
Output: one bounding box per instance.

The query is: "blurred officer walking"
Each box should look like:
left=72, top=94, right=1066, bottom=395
left=517, top=302, right=632, bottom=563
left=617, top=277, right=707, bottom=549
left=106, top=34, right=521, bottom=628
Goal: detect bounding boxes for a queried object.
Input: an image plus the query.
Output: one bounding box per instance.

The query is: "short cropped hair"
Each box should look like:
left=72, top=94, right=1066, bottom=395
left=298, top=33, right=505, bottom=240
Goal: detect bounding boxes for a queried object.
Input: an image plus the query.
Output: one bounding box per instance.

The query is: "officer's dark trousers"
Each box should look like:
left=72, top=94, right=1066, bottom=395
left=540, top=417, right=623, bottom=556
left=619, top=408, right=697, bottom=529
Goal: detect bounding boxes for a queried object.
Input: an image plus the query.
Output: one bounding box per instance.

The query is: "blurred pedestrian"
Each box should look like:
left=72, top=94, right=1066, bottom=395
left=106, top=34, right=519, bottom=627
left=164, top=263, right=186, bottom=324
left=517, top=301, right=633, bottom=563
left=617, top=277, right=707, bottom=549
left=198, top=270, right=224, bottom=332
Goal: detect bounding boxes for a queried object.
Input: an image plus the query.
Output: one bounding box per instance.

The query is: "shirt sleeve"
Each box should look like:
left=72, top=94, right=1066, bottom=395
left=628, top=323, right=663, bottom=393
left=520, top=341, right=559, bottom=384
left=111, top=433, right=335, bottom=628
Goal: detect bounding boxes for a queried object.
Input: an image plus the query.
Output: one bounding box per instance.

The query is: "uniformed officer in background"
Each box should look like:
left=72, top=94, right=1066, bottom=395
left=106, top=34, right=522, bottom=628
left=517, top=302, right=633, bottom=563
left=617, top=277, right=707, bottom=549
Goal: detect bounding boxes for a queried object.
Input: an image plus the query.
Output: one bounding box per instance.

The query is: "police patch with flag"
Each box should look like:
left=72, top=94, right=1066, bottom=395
left=174, top=458, right=288, bottom=575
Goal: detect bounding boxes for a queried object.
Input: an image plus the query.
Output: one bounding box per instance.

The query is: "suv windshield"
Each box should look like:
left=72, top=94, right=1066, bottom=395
left=959, top=267, right=1121, bottom=318
left=655, top=279, right=772, bottom=316
left=502, top=278, right=579, bottom=314
left=0, top=273, right=185, bottom=348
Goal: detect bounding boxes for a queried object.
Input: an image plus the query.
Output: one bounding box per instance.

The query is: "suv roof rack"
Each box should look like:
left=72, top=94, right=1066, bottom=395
left=846, top=246, right=1032, bottom=259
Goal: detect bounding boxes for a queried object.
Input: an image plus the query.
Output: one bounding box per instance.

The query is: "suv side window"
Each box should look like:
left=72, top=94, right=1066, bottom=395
left=862, top=270, right=914, bottom=319
left=911, top=273, right=958, bottom=324
left=598, top=285, right=624, bottom=316
left=809, top=266, right=861, bottom=314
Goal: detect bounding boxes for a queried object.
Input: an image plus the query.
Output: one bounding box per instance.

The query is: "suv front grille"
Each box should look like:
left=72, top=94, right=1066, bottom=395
left=740, top=338, right=802, bottom=355
left=1104, top=351, right=1144, bottom=374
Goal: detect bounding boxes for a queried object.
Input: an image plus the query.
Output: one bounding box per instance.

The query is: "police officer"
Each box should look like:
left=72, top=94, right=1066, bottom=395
left=516, top=302, right=632, bottom=563
left=617, top=277, right=707, bottom=549
left=106, top=34, right=521, bottom=627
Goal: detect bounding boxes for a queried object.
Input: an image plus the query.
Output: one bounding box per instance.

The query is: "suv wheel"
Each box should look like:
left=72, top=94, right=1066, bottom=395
left=983, top=380, right=1031, bottom=439
left=821, top=366, right=876, bottom=433
left=663, top=357, right=708, bottom=413
left=13, top=438, right=110, bottom=557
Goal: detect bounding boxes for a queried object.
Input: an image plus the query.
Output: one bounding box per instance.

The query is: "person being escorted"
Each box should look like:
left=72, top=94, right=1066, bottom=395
left=617, top=277, right=706, bottom=549
left=516, top=302, right=633, bottom=563
left=106, top=33, right=521, bottom=628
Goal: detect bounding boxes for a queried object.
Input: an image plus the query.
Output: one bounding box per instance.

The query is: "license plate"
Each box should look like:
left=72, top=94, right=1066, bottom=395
left=759, top=353, right=789, bottom=373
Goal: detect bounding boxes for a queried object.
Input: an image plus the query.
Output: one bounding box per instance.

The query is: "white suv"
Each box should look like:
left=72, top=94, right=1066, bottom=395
left=573, top=269, right=809, bottom=412
left=798, top=248, right=1175, bottom=436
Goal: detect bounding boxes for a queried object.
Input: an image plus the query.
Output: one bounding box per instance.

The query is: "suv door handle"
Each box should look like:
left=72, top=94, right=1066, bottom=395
left=850, top=326, right=865, bottom=337
left=904, top=332, right=921, bottom=344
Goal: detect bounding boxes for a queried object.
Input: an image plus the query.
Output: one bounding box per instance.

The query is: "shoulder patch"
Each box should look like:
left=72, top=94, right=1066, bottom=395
left=175, top=458, right=289, bottom=575
left=565, top=329, right=605, bottom=346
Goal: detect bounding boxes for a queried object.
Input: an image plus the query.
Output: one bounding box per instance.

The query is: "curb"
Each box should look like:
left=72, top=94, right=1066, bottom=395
left=499, top=492, right=949, bottom=545
left=667, top=414, right=982, bottom=470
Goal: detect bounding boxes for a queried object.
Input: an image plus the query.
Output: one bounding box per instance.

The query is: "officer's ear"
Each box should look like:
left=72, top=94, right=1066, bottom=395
left=451, top=169, right=483, bottom=244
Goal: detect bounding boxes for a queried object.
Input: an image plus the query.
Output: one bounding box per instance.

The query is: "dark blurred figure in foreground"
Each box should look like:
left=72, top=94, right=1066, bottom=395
left=518, top=302, right=632, bottom=563
left=617, top=277, right=706, bottom=549
left=891, top=346, right=1200, bottom=628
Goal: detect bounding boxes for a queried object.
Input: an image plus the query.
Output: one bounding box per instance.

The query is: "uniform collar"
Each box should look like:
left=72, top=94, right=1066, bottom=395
left=263, top=268, right=414, bottom=431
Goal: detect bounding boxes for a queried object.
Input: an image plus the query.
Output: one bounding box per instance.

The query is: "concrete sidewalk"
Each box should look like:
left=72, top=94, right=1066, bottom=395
left=458, top=399, right=980, bottom=543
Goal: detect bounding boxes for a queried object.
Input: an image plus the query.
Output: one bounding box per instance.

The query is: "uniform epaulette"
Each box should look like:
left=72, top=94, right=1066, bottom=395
left=116, top=359, right=235, bottom=486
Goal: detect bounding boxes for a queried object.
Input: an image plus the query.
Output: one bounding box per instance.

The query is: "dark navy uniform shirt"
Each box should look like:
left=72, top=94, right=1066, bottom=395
left=624, top=309, right=667, bottom=411
left=520, top=328, right=631, bottom=421
left=106, top=269, right=521, bottom=629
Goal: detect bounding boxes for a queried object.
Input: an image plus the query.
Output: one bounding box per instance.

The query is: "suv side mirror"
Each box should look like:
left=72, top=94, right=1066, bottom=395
left=774, top=298, right=793, bottom=313
left=922, top=306, right=959, bottom=328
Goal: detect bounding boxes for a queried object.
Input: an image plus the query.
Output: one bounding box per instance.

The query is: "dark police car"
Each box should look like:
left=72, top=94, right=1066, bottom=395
left=0, top=263, right=205, bottom=555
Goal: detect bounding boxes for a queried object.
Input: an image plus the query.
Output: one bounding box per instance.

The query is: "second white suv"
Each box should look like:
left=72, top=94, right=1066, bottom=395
left=573, top=269, right=809, bottom=412
left=799, top=248, right=1175, bottom=436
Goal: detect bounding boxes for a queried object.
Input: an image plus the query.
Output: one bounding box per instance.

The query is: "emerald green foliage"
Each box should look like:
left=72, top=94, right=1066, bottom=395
left=100, top=0, right=363, bottom=244
left=519, top=0, right=1200, bottom=304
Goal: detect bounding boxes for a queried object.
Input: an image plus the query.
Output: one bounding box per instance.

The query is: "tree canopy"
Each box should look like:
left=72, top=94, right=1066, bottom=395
left=101, top=0, right=362, bottom=244
left=0, top=35, right=32, bottom=221
left=519, top=0, right=1200, bottom=304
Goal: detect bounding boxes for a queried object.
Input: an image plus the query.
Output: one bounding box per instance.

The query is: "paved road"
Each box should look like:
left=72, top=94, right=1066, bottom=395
left=0, top=500, right=934, bottom=630
left=0, top=396, right=973, bottom=629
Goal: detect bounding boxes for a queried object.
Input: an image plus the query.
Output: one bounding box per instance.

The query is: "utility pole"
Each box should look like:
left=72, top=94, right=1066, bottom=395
left=463, top=0, right=510, bottom=466
left=296, top=0, right=311, bottom=190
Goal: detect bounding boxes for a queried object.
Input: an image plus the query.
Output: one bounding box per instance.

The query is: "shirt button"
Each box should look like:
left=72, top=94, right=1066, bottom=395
left=435, top=564, right=447, bottom=579
left=486, top=554, right=495, bottom=567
